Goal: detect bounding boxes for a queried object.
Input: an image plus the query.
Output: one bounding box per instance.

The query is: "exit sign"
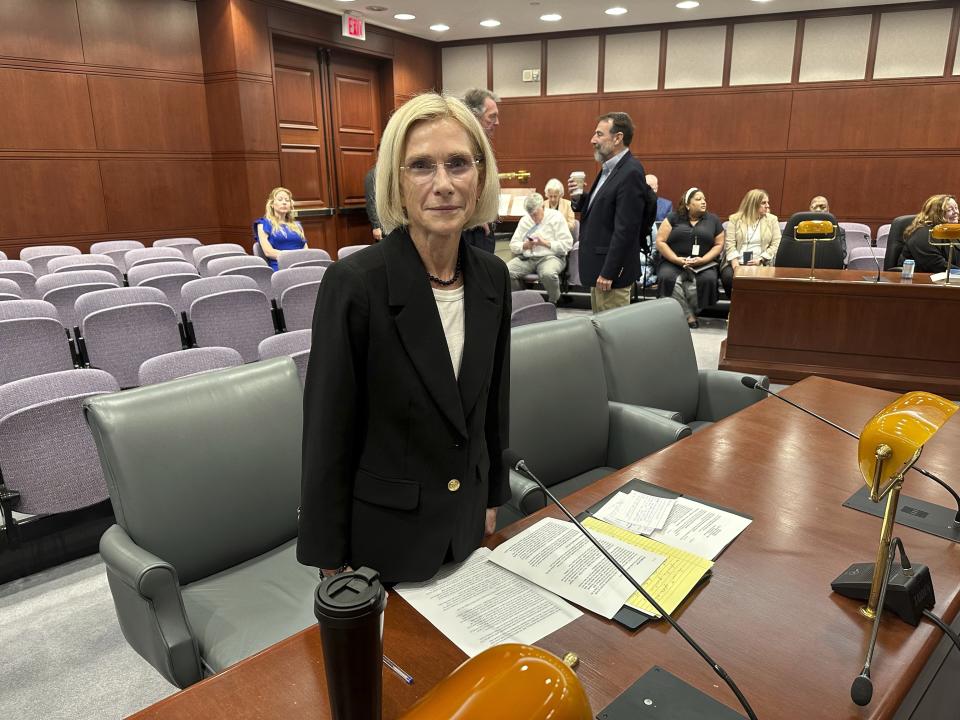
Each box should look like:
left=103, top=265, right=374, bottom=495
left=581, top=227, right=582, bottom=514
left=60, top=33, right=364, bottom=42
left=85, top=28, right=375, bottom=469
left=342, top=12, right=366, bottom=41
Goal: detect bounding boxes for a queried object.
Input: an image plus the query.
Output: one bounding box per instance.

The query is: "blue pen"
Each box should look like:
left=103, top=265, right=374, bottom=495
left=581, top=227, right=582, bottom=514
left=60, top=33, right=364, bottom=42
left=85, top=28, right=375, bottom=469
left=383, top=655, right=414, bottom=684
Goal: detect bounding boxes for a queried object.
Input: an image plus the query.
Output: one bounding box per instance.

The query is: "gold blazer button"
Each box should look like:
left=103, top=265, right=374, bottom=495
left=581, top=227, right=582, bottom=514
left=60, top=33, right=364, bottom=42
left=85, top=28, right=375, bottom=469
left=447, top=478, right=461, bottom=492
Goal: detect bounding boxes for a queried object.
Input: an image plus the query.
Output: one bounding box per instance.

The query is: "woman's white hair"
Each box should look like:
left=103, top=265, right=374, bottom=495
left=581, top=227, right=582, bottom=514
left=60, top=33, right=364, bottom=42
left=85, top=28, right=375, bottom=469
left=544, top=178, right=564, bottom=196
left=375, top=93, right=500, bottom=234
left=524, top=193, right=544, bottom=215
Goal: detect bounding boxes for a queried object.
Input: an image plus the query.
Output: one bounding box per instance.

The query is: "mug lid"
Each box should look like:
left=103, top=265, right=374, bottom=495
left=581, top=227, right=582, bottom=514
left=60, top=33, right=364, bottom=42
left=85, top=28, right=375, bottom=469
left=314, top=566, right=386, bottom=620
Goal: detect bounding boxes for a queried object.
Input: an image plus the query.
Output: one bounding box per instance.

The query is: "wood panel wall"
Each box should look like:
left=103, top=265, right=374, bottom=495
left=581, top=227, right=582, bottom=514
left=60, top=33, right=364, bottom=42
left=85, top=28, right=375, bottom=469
left=0, top=0, right=438, bottom=259
left=476, top=3, right=960, bottom=233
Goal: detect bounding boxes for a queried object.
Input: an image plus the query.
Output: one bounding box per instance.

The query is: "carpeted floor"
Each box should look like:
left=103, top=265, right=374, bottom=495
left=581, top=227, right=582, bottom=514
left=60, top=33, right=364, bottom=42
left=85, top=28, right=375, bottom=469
left=0, top=308, right=729, bottom=719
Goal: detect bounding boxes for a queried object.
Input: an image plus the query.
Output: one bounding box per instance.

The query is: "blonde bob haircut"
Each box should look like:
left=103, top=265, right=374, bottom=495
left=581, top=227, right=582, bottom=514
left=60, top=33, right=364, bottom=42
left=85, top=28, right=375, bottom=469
left=375, top=93, right=499, bottom=235
left=730, top=189, right=769, bottom=227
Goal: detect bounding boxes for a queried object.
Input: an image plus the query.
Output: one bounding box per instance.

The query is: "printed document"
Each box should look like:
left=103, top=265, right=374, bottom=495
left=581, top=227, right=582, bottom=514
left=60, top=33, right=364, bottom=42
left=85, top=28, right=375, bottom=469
left=394, top=548, right=581, bottom=657
left=594, top=491, right=675, bottom=535
left=488, top=517, right=666, bottom=619
left=646, top=497, right=752, bottom=560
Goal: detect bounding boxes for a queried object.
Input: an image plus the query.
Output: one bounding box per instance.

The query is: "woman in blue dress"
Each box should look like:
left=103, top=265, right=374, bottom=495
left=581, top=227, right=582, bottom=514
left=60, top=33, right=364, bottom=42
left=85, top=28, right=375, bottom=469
left=254, top=187, right=307, bottom=270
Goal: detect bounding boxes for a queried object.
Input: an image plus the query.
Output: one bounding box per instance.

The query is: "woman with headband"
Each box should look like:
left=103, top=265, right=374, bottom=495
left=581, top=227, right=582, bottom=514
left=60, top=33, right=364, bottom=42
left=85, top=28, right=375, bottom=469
left=654, top=187, right=724, bottom=328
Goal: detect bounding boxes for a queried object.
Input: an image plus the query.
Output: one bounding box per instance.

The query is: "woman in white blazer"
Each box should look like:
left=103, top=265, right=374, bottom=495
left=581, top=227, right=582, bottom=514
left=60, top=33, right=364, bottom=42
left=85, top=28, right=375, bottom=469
left=721, top=189, right=781, bottom=297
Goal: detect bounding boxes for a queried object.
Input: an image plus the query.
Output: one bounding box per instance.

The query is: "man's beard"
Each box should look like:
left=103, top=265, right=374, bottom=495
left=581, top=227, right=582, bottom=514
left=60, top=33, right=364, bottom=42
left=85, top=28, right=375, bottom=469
left=593, top=148, right=606, bottom=163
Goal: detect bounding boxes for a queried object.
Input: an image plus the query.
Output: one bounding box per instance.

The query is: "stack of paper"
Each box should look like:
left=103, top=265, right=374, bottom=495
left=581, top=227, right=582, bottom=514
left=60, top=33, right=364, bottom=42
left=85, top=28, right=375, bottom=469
left=593, top=491, right=675, bottom=536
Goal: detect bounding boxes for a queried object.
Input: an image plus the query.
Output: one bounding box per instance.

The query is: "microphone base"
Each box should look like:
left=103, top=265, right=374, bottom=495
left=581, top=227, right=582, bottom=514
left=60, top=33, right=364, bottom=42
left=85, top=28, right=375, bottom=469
left=597, top=666, right=746, bottom=719
left=831, top=562, right=935, bottom=627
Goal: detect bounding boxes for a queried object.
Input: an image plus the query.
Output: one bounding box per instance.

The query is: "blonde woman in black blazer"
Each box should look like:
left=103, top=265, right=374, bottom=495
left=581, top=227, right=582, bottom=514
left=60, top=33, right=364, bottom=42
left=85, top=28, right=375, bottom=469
left=721, top=189, right=781, bottom=297
left=297, top=94, right=510, bottom=584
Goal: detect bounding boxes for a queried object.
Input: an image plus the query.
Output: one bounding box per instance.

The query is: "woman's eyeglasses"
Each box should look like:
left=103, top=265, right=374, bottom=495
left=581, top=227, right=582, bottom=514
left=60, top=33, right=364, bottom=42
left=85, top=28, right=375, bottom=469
left=400, top=155, right=482, bottom=183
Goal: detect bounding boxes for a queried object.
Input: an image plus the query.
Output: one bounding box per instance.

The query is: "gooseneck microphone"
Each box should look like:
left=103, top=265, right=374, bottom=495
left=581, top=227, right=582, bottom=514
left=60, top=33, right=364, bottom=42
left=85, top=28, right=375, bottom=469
left=740, top=377, right=960, bottom=523
left=503, top=449, right=758, bottom=720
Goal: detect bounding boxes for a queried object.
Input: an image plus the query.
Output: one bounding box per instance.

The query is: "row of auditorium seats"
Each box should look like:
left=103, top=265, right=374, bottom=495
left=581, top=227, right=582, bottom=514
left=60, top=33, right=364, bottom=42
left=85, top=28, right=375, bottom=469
left=0, top=330, right=311, bottom=544
left=75, top=299, right=767, bottom=688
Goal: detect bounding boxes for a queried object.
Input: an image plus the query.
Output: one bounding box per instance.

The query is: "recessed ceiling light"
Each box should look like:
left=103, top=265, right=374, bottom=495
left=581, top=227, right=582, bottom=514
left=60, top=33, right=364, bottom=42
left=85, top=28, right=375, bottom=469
left=366, top=5, right=388, bottom=10
left=605, top=7, right=627, bottom=16
left=430, top=23, right=450, bottom=32
left=480, top=19, right=501, bottom=27
left=393, top=12, right=414, bottom=20
left=676, top=1, right=700, bottom=8
left=540, top=13, right=562, bottom=22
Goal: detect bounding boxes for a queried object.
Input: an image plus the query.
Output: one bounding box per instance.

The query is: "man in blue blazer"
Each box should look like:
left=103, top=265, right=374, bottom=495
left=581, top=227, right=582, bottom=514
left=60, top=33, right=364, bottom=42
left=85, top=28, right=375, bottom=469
left=569, top=112, right=656, bottom=312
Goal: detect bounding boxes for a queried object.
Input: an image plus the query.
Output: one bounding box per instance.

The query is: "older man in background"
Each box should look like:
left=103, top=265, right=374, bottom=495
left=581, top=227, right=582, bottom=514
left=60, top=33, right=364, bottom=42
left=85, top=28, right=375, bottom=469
left=507, top=193, right=573, bottom=304
left=462, top=88, right=501, bottom=252
left=808, top=194, right=846, bottom=261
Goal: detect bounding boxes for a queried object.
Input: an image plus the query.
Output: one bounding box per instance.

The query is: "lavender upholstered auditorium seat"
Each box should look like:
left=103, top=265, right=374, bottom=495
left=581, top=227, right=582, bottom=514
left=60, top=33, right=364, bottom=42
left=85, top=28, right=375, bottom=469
left=36, top=270, right=120, bottom=329
left=0, top=250, right=6, bottom=260
left=0, top=300, right=75, bottom=385
left=127, top=261, right=199, bottom=314
left=277, top=248, right=331, bottom=270
left=76, top=287, right=183, bottom=388
left=0, top=260, right=37, bottom=299
left=20, top=245, right=81, bottom=276
left=252, top=241, right=267, bottom=261
left=876, top=224, right=891, bottom=250
left=566, top=243, right=582, bottom=287
left=336, top=244, right=368, bottom=260
left=153, top=237, right=202, bottom=262
left=181, top=275, right=257, bottom=310
left=125, top=247, right=185, bottom=271
left=271, top=267, right=325, bottom=331
left=0, top=369, right=119, bottom=516
left=511, top=302, right=558, bottom=328
left=194, top=244, right=247, bottom=276
left=187, top=287, right=275, bottom=363
left=138, top=346, right=244, bottom=386
left=259, top=329, right=311, bottom=384
left=0, top=277, right=21, bottom=301
left=207, top=256, right=274, bottom=299
left=512, top=289, right=546, bottom=312
left=47, top=254, right=125, bottom=284
left=839, top=222, right=872, bottom=262
left=91, top=241, right=145, bottom=273
left=846, top=247, right=886, bottom=271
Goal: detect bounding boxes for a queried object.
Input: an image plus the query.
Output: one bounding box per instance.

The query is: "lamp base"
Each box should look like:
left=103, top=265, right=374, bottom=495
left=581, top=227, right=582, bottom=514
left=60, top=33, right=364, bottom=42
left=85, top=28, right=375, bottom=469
left=831, top=562, right=935, bottom=626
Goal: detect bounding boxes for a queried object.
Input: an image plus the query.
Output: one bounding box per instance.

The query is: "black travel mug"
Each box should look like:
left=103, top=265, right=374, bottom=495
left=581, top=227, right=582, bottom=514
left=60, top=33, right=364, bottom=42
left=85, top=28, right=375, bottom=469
left=314, top=566, right=387, bottom=720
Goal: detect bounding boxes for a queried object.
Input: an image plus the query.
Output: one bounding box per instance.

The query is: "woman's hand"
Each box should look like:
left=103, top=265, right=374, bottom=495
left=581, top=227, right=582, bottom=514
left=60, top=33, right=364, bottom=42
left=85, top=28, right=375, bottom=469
left=485, top=508, right=498, bottom=537
left=686, top=256, right=705, bottom=267
left=730, top=258, right=740, bottom=270
left=320, top=565, right=353, bottom=578
left=746, top=258, right=760, bottom=266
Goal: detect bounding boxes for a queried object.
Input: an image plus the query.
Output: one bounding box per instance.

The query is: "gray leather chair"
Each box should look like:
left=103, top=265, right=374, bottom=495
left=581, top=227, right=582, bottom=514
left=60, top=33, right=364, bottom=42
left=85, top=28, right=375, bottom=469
left=84, top=358, right=315, bottom=688
left=503, top=316, right=691, bottom=527
left=591, top=299, right=768, bottom=432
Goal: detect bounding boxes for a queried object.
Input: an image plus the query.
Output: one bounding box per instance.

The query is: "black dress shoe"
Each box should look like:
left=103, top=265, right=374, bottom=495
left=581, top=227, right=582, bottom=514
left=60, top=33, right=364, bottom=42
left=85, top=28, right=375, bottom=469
left=687, top=318, right=699, bottom=329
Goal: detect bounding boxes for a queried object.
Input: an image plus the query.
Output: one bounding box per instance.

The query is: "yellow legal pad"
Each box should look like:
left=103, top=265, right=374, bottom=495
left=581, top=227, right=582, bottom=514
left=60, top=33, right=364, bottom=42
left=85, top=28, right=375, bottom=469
left=583, top=517, right=713, bottom=618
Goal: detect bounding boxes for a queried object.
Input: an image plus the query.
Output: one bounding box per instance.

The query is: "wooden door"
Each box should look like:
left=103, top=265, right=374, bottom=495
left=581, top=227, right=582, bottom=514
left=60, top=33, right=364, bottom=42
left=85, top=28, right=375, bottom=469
left=327, top=50, right=382, bottom=247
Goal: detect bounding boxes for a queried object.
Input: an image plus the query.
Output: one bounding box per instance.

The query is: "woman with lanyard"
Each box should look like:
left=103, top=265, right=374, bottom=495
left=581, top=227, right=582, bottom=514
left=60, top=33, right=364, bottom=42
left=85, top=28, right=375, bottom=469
left=721, top=189, right=781, bottom=298
left=654, top=187, right=724, bottom=328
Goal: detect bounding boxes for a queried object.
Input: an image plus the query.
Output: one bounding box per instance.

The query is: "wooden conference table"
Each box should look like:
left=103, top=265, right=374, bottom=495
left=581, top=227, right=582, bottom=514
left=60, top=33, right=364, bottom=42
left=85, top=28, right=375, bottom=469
left=130, top=377, right=960, bottom=720
left=719, top=267, right=960, bottom=397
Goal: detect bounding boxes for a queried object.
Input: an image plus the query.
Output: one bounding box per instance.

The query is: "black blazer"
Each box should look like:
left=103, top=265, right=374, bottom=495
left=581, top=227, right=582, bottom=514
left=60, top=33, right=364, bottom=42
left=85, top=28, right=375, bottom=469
left=572, top=150, right=654, bottom=289
left=297, top=229, right=511, bottom=584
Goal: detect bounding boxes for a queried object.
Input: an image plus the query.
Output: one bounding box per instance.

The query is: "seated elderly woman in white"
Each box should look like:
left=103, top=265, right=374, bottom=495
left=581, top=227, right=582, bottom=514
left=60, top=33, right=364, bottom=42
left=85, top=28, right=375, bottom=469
left=507, top=192, right=574, bottom=304
left=543, top=178, right=576, bottom=231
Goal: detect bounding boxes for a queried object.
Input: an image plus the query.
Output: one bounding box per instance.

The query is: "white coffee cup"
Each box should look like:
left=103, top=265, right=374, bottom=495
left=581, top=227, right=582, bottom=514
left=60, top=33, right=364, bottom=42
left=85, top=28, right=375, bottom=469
left=569, top=171, right=586, bottom=195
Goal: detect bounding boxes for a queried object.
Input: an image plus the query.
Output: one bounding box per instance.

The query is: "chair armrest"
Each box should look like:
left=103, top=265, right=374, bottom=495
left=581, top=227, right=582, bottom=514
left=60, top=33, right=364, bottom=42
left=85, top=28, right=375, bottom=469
left=632, top=405, right=683, bottom=423
left=503, top=469, right=547, bottom=518
left=696, top=370, right=768, bottom=422
left=99, top=524, right=202, bottom=688
left=606, top=401, right=691, bottom=468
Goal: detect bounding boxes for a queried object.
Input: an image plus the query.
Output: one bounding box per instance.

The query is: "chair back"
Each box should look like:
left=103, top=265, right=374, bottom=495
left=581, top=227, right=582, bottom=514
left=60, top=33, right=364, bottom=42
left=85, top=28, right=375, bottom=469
left=846, top=247, right=885, bottom=271
left=511, top=302, right=557, bottom=327
left=138, top=347, right=243, bottom=386
left=153, top=238, right=201, bottom=261
left=882, top=214, right=916, bottom=271
left=591, top=299, right=700, bottom=423
left=259, top=329, right=311, bottom=384
left=510, top=318, right=609, bottom=487
left=20, top=245, right=81, bottom=276
left=194, top=244, right=247, bottom=276
left=48, top=254, right=124, bottom=284
left=181, top=275, right=257, bottom=312
left=271, top=267, right=325, bottom=297
left=775, top=212, right=845, bottom=270
left=511, top=290, right=545, bottom=312
left=277, top=248, right=332, bottom=270
left=336, top=244, right=368, bottom=260
left=83, top=359, right=303, bottom=585
left=278, top=283, right=321, bottom=331
left=0, top=278, right=22, bottom=299
left=207, top=255, right=268, bottom=274
left=0, top=250, right=6, bottom=261
left=126, top=247, right=185, bottom=270
left=0, top=369, right=119, bottom=513
left=91, top=241, right=145, bottom=272
left=0, top=300, right=75, bottom=384
left=876, top=224, right=891, bottom=249
left=36, top=270, right=120, bottom=328
left=189, top=289, right=275, bottom=362
left=566, top=243, right=581, bottom=286
left=839, top=223, right=871, bottom=260
left=0, top=260, right=37, bottom=299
